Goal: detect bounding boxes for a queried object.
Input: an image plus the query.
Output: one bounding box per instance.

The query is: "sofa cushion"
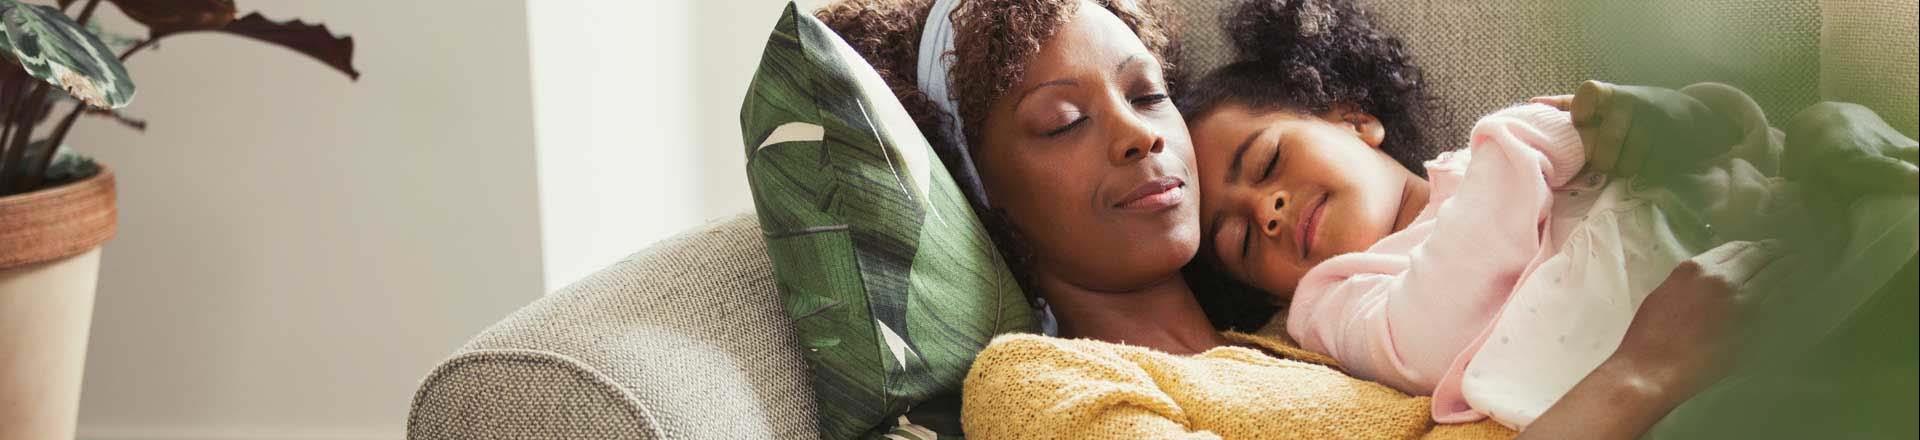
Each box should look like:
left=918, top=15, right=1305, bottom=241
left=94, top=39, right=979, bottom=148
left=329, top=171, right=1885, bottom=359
left=738, top=3, right=1036, bottom=439
left=1819, top=0, right=1919, bottom=136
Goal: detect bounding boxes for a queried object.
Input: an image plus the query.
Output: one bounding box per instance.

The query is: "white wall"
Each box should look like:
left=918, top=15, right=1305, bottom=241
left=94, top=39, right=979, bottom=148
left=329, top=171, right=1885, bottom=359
left=526, top=1, right=700, bottom=290
left=531, top=0, right=801, bottom=290
left=68, top=1, right=544, bottom=439
left=63, top=0, right=812, bottom=436
left=695, top=0, right=819, bottom=222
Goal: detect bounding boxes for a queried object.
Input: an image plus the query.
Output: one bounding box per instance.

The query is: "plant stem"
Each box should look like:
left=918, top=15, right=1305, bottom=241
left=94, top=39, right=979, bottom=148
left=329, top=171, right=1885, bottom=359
left=35, top=102, right=89, bottom=182
left=0, top=78, right=16, bottom=171
left=0, top=79, right=37, bottom=184
left=0, top=85, right=50, bottom=194
left=120, top=38, right=160, bottom=61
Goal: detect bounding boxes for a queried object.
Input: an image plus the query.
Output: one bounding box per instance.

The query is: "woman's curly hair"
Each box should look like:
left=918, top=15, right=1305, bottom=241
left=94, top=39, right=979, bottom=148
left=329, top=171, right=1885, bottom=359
left=817, top=0, right=1178, bottom=159
left=1179, top=0, right=1435, bottom=175
left=815, top=0, right=1183, bottom=309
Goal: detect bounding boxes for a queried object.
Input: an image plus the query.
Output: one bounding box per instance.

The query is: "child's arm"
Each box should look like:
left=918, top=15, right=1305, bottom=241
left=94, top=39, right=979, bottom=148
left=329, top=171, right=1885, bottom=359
left=1288, top=104, right=1584, bottom=395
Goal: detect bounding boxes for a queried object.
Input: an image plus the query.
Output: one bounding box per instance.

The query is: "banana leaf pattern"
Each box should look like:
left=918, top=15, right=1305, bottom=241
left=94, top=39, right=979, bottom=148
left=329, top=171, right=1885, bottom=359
left=0, top=0, right=135, bottom=108
left=740, top=3, right=1036, bottom=439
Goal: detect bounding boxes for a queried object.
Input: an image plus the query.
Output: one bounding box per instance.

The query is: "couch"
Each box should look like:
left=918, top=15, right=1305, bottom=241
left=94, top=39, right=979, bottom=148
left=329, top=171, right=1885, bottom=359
left=407, top=1, right=1917, bottom=438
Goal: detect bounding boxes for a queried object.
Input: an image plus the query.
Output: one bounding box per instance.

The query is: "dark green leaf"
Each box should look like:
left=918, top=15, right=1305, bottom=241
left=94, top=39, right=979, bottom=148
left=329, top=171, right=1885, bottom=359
left=211, top=12, right=357, bottom=80
left=108, top=0, right=235, bottom=36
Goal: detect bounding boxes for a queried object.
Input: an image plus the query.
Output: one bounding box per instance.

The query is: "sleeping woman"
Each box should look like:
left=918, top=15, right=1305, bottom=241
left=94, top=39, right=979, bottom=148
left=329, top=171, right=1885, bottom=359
left=814, top=0, right=1803, bottom=438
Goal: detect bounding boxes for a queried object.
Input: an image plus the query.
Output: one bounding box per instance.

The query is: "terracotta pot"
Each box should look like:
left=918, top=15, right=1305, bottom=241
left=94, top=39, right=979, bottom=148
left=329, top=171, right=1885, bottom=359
left=0, top=167, right=116, bottom=440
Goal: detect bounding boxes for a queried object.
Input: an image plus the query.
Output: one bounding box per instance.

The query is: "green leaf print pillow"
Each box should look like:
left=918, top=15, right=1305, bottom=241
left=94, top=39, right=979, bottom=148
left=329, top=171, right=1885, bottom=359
left=738, top=3, right=1037, bottom=439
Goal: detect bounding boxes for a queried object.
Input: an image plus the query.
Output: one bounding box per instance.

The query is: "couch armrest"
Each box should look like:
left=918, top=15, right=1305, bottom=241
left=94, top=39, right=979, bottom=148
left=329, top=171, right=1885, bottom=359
left=409, top=349, right=662, bottom=440
left=407, top=214, right=818, bottom=440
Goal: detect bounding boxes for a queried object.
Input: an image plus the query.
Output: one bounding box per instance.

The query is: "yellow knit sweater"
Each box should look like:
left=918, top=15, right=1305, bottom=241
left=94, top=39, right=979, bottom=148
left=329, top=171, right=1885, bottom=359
left=960, top=331, right=1516, bottom=440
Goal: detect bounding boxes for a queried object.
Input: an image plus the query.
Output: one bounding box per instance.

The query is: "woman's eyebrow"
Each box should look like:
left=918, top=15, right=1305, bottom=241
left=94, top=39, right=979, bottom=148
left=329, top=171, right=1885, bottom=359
left=1014, top=78, right=1078, bottom=109
left=1226, top=127, right=1267, bottom=184
left=1115, top=54, right=1145, bottom=74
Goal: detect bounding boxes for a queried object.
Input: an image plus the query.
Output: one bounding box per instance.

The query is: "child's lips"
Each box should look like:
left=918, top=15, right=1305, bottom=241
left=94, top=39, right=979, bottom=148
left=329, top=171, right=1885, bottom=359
left=1297, top=192, right=1329, bottom=260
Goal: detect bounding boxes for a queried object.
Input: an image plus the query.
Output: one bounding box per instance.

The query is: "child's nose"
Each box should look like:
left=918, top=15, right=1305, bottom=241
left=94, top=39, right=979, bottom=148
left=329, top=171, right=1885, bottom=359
left=1259, top=191, right=1288, bottom=235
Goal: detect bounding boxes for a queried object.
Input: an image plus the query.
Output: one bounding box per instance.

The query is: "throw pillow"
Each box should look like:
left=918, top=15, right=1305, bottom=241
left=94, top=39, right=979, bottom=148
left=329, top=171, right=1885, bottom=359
left=738, top=3, right=1036, bottom=439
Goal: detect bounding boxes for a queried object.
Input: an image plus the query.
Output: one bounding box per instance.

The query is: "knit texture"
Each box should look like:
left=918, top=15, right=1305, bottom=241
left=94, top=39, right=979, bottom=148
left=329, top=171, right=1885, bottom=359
left=1173, top=0, right=1820, bottom=161
left=407, top=214, right=821, bottom=440
left=1819, top=0, right=1919, bottom=137
left=959, top=332, right=1515, bottom=440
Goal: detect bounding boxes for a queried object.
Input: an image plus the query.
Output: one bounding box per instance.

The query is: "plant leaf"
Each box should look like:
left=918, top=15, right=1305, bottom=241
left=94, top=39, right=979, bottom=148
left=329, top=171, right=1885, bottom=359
left=108, top=0, right=235, bottom=37
left=212, top=12, right=357, bottom=80
left=0, top=0, right=136, bottom=108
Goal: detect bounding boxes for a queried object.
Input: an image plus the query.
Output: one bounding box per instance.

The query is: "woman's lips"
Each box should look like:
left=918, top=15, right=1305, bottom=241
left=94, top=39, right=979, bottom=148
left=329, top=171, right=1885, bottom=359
left=1297, top=192, right=1328, bottom=260
left=1114, top=176, right=1186, bottom=211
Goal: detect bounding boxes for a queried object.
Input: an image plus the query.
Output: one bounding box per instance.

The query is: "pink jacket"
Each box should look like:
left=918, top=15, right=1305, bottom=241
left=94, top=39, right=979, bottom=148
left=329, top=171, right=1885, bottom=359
left=1285, top=103, right=1585, bottom=423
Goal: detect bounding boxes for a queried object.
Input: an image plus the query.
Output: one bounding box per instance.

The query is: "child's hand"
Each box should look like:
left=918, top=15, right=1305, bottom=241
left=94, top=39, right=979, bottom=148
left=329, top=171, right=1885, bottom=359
left=1570, top=81, right=1640, bottom=176
left=1528, top=94, right=1574, bottom=111
left=1567, top=80, right=1742, bottom=179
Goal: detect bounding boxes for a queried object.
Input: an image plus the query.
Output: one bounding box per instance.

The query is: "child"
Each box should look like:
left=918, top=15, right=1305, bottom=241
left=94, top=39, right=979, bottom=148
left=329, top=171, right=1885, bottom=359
left=1180, top=0, right=1917, bottom=430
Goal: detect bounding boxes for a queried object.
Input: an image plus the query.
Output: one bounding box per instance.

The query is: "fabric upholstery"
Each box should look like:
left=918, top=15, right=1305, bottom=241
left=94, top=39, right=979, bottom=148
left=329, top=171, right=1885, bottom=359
left=407, top=214, right=819, bottom=440
left=1173, top=0, right=1821, bottom=155
left=1819, top=0, right=1919, bottom=136
left=409, top=350, right=660, bottom=440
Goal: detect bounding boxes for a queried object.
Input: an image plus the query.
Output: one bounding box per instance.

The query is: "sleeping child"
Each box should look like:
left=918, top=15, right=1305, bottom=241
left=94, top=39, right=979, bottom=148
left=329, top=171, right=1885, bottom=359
left=1180, top=0, right=1918, bottom=430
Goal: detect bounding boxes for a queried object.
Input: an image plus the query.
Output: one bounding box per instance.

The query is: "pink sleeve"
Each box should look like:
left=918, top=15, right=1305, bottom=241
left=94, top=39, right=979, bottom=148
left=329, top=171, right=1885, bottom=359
left=1287, top=103, right=1583, bottom=396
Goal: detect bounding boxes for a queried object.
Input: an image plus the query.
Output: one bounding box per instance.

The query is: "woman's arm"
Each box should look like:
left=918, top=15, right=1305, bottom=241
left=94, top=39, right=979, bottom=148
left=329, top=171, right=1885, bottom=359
left=1519, top=240, right=1784, bottom=439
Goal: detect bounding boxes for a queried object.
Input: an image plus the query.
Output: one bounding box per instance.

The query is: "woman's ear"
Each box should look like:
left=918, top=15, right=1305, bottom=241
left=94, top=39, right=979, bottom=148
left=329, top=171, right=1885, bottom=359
left=1319, top=103, right=1386, bottom=149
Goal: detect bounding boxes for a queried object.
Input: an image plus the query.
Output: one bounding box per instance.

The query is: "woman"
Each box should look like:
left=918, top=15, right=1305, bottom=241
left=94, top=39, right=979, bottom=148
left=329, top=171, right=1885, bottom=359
left=818, top=0, right=1756, bottom=438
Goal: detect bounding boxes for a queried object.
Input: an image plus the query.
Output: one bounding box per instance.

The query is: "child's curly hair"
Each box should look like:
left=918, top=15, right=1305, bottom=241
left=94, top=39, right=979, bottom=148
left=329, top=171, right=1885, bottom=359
left=1179, top=0, right=1435, bottom=175
left=1173, top=0, right=1435, bottom=331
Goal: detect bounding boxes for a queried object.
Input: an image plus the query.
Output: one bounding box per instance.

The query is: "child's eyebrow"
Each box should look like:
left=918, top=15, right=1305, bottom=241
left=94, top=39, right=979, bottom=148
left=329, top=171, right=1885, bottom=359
left=1227, top=127, right=1267, bottom=184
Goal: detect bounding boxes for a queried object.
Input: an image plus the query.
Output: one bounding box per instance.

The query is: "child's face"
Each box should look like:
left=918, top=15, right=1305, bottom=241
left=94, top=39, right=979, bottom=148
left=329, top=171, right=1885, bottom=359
left=1192, top=103, right=1427, bottom=300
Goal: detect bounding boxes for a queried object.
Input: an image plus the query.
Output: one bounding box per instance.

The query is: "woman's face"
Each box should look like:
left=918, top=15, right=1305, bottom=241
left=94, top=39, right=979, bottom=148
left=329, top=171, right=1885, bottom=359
left=974, top=1, right=1197, bottom=293
left=1190, top=103, right=1424, bottom=299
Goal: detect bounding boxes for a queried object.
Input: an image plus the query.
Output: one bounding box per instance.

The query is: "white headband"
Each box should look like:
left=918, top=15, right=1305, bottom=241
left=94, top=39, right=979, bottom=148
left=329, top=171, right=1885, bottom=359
left=916, top=0, right=966, bottom=151
left=914, top=0, right=991, bottom=209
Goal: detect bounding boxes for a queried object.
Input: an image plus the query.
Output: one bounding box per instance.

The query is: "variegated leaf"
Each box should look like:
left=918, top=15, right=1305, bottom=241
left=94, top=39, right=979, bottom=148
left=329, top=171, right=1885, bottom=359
left=0, top=0, right=136, bottom=108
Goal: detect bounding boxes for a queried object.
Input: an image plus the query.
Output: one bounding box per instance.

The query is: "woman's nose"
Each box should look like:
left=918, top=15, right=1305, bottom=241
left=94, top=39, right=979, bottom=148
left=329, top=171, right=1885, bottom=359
left=1108, top=114, right=1165, bottom=164
left=1257, top=190, right=1288, bottom=236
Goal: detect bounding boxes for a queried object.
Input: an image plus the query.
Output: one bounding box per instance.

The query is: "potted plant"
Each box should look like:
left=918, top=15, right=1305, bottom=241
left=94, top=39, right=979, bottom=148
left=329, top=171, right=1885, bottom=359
left=0, top=1, right=355, bottom=437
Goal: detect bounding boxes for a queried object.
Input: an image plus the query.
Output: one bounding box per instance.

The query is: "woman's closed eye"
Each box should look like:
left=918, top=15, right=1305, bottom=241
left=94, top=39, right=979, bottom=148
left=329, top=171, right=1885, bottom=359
left=1131, top=93, right=1169, bottom=108
left=1044, top=114, right=1088, bottom=137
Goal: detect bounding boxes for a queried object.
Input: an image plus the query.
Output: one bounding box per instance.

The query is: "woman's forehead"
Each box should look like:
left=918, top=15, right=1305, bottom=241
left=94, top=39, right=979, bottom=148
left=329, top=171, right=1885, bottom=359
left=1018, top=2, right=1156, bottom=86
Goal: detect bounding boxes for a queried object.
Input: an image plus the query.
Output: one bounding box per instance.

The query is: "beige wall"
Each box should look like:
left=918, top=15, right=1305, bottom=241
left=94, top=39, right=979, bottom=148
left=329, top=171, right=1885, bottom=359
left=67, top=1, right=543, bottom=438
left=528, top=0, right=799, bottom=290
left=696, top=0, right=814, bottom=221
left=60, top=0, right=818, bottom=436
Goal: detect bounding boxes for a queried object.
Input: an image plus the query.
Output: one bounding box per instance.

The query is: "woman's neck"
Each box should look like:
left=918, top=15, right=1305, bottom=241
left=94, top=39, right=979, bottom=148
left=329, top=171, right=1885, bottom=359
left=1035, top=271, right=1228, bottom=355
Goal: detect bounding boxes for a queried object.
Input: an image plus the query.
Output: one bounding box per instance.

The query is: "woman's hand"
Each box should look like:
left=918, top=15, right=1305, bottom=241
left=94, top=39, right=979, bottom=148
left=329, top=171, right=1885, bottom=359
left=1519, top=240, right=1786, bottom=439
left=1610, top=239, right=1784, bottom=397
